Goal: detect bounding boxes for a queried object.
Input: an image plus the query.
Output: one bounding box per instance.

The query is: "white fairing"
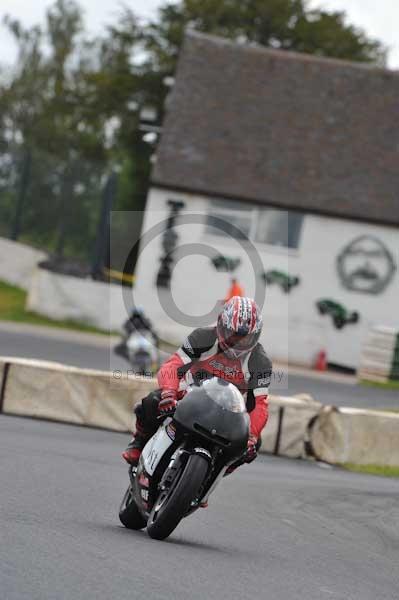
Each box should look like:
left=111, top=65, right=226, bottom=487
left=126, top=332, right=157, bottom=362
left=141, top=422, right=174, bottom=476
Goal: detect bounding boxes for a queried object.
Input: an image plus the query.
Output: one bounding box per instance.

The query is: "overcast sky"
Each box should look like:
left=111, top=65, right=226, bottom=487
left=0, top=0, right=398, bottom=69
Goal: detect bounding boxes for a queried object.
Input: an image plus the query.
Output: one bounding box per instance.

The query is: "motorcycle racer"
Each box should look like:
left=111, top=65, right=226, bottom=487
left=123, top=296, right=272, bottom=472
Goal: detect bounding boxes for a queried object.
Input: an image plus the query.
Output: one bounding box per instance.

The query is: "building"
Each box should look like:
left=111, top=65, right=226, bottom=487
left=133, top=31, right=399, bottom=370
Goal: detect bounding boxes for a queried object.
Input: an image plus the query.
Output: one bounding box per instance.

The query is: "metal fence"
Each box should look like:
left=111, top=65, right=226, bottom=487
left=0, top=143, right=141, bottom=283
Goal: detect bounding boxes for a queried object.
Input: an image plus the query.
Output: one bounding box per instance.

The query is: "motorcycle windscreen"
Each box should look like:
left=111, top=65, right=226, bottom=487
left=201, top=379, right=246, bottom=413
left=174, top=378, right=249, bottom=457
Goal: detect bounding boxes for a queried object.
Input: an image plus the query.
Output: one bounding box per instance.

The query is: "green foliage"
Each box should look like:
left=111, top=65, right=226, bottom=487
left=342, top=463, right=399, bottom=478
left=290, top=9, right=385, bottom=63
left=144, top=0, right=386, bottom=69
left=361, top=379, right=399, bottom=391
left=0, top=0, right=386, bottom=264
left=0, top=279, right=109, bottom=333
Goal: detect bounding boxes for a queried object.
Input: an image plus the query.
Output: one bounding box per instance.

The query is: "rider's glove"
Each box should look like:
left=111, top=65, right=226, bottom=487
left=244, top=435, right=258, bottom=464
left=158, top=389, right=178, bottom=416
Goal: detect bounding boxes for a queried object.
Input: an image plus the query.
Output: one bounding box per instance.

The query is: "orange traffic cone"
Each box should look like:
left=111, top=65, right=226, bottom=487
left=315, top=350, right=327, bottom=371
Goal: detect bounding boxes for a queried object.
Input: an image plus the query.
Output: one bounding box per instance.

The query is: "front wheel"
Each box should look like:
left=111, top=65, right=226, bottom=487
left=119, top=486, right=147, bottom=530
left=147, top=453, right=208, bottom=541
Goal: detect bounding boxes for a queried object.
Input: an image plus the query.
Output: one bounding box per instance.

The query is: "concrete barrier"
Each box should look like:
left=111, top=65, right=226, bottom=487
left=0, top=356, right=321, bottom=460
left=308, top=405, right=399, bottom=467
left=0, top=237, right=47, bottom=290
left=27, top=267, right=128, bottom=331
left=0, top=357, right=156, bottom=431
left=261, top=395, right=322, bottom=458
left=4, top=356, right=397, bottom=468
left=0, top=360, right=7, bottom=412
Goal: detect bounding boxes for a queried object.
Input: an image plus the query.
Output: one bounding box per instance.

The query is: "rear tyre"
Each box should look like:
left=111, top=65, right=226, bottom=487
left=119, top=486, right=147, bottom=530
left=147, top=453, right=208, bottom=541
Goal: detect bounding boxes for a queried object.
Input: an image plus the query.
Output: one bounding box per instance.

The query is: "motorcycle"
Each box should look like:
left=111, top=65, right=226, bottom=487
left=114, top=329, right=159, bottom=373
left=119, top=378, right=249, bottom=540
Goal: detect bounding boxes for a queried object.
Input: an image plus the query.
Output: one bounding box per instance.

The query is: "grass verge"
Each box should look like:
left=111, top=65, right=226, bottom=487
left=342, top=463, right=399, bottom=478
left=0, top=279, right=109, bottom=335
left=361, top=379, right=399, bottom=391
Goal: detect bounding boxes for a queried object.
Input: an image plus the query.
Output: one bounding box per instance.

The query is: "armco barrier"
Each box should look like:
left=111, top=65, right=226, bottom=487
left=308, top=405, right=399, bottom=467
left=0, top=357, right=321, bottom=459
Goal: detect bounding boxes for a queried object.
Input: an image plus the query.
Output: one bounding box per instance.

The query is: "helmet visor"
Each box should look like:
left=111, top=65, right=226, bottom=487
left=218, top=323, right=260, bottom=353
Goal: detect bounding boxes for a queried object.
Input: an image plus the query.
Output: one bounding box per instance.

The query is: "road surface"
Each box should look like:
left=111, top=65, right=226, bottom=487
left=1, top=415, right=398, bottom=600
left=1, top=323, right=398, bottom=409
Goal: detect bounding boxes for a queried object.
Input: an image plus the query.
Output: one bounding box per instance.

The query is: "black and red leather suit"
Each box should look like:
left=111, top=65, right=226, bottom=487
left=135, top=326, right=272, bottom=444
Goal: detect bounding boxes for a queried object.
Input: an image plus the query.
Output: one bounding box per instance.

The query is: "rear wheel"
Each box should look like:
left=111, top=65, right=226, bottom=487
left=119, top=486, right=147, bottom=530
left=147, top=453, right=208, bottom=541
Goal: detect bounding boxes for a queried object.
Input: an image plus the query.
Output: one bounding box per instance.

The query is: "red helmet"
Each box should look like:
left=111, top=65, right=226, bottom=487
left=217, top=296, right=263, bottom=359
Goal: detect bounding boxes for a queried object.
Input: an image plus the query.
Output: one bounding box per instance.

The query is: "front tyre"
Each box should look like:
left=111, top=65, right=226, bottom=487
left=147, top=453, right=208, bottom=541
left=119, top=486, right=147, bottom=530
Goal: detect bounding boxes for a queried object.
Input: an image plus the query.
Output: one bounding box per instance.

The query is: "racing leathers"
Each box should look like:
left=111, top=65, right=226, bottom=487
left=123, top=326, right=272, bottom=465
left=160, top=326, right=271, bottom=438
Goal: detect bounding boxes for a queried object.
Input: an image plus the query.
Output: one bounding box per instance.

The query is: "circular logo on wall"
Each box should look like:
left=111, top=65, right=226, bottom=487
left=337, top=235, right=396, bottom=294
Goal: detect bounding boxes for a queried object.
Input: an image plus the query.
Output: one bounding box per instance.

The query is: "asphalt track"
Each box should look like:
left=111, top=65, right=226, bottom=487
left=1, top=325, right=398, bottom=409
left=1, top=415, right=398, bottom=600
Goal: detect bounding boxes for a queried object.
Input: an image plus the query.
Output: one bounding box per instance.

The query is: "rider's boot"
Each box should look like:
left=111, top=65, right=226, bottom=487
left=122, top=421, right=148, bottom=465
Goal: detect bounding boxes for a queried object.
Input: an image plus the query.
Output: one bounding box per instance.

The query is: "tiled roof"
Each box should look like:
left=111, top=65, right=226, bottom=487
left=153, top=31, right=399, bottom=226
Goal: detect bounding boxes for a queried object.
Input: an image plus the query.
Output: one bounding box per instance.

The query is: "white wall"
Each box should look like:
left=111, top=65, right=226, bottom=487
left=0, top=237, right=47, bottom=290
left=27, top=267, right=127, bottom=332
left=293, top=216, right=398, bottom=368
left=133, top=188, right=399, bottom=370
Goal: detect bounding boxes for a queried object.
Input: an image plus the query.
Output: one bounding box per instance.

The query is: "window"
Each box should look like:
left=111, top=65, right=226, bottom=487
left=206, top=200, right=303, bottom=250
left=254, top=209, right=303, bottom=249
left=206, top=200, right=252, bottom=240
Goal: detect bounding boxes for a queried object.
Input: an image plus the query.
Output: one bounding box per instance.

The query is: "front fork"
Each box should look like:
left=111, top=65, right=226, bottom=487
left=187, top=446, right=237, bottom=510
left=156, top=443, right=214, bottom=511
left=197, top=465, right=228, bottom=506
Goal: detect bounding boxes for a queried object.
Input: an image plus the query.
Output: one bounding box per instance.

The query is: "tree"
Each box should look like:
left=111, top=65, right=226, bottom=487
left=0, top=1, right=127, bottom=256
left=0, top=0, right=386, bottom=266
left=82, top=10, right=153, bottom=211
left=144, top=0, right=386, bottom=74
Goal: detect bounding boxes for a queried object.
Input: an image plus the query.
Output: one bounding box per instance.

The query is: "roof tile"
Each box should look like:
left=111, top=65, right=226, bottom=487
left=153, top=31, right=399, bottom=226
